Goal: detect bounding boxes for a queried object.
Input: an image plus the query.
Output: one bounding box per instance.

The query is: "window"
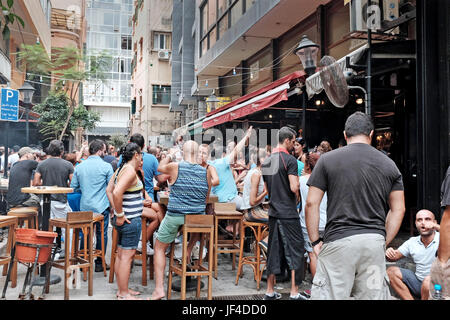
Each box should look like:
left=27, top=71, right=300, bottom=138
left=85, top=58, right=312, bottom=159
left=152, top=85, right=171, bottom=105
left=153, top=33, right=171, bottom=50
left=121, top=35, right=132, bottom=50
left=200, top=0, right=251, bottom=57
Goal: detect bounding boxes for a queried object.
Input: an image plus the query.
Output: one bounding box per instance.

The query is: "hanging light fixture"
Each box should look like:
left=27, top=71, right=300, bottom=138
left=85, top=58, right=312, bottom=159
left=206, top=90, right=220, bottom=112
left=293, top=35, right=319, bottom=77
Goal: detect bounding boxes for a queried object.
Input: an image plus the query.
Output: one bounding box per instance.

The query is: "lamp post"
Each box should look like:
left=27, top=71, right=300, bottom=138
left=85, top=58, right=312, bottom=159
left=206, top=90, right=220, bottom=113
left=294, top=35, right=319, bottom=146
left=18, top=81, right=36, bottom=146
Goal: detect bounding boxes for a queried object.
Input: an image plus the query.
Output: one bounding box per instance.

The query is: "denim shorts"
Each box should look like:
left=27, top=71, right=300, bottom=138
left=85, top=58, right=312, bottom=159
left=400, top=268, right=423, bottom=298
left=113, top=216, right=142, bottom=250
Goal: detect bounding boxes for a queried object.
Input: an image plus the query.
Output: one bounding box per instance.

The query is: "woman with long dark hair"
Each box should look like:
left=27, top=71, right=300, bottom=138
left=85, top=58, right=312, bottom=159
left=106, top=142, right=151, bottom=300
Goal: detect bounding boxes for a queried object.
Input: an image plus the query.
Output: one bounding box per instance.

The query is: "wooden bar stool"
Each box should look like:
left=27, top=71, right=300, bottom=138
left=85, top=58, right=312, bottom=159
left=7, top=207, right=39, bottom=229
left=235, top=220, right=269, bottom=290
left=213, top=203, right=243, bottom=279
left=167, top=215, right=214, bottom=300
left=48, top=211, right=94, bottom=300
left=73, top=213, right=107, bottom=280
left=109, top=215, right=150, bottom=286
left=0, top=216, right=18, bottom=289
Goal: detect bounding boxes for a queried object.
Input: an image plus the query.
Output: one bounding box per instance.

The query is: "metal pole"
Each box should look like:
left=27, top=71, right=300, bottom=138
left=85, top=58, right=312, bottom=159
left=367, top=0, right=373, bottom=117
left=3, top=122, right=9, bottom=179
left=26, top=104, right=30, bottom=146
left=302, top=91, right=306, bottom=142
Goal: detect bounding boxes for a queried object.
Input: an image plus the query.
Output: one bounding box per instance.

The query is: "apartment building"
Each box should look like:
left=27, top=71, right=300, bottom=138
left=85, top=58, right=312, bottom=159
left=130, top=0, right=179, bottom=148
left=0, top=0, right=53, bottom=146
left=83, top=0, right=133, bottom=140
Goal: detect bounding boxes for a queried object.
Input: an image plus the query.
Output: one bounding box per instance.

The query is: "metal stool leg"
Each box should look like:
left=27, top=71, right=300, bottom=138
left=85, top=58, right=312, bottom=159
left=1, top=244, right=16, bottom=299
left=26, top=247, right=41, bottom=300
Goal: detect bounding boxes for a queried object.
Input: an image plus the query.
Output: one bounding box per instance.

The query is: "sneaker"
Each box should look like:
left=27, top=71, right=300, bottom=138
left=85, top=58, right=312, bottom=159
left=303, top=290, right=311, bottom=299
left=263, top=292, right=282, bottom=300
left=289, top=292, right=309, bottom=300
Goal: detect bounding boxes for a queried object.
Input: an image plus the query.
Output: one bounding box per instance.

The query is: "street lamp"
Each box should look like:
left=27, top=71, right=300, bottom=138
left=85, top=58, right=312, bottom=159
left=294, top=35, right=319, bottom=147
left=294, top=35, right=320, bottom=77
left=206, top=90, right=220, bottom=113
left=18, top=81, right=35, bottom=146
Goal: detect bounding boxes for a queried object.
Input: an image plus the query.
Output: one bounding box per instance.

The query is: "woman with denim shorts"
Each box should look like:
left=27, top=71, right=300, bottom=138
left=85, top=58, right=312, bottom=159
left=108, top=142, right=150, bottom=300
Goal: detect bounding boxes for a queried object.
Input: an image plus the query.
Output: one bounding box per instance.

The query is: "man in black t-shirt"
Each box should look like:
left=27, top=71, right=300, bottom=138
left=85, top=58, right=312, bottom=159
left=7, top=147, right=39, bottom=209
left=306, top=112, right=405, bottom=300
left=261, top=127, right=307, bottom=300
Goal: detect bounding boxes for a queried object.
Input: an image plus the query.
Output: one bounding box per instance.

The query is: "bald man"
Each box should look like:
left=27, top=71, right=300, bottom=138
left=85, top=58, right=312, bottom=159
left=386, top=209, right=440, bottom=300
left=151, top=140, right=213, bottom=300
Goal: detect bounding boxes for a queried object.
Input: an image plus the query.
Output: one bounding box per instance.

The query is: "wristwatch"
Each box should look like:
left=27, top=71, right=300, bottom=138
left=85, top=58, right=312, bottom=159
left=310, top=238, right=323, bottom=248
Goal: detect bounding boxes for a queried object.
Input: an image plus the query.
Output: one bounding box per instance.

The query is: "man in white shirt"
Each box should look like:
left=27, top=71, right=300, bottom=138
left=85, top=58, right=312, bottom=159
left=386, top=209, right=440, bottom=300
left=8, top=145, right=20, bottom=168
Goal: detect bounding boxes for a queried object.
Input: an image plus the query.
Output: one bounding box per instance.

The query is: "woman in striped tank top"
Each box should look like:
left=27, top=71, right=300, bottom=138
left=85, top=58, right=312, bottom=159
left=108, top=142, right=149, bottom=300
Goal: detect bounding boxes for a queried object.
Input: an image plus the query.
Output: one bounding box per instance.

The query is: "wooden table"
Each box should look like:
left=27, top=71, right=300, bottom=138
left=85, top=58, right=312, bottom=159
left=157, top=192, right=219, bottom=206
left=21, top=187, right=73, bottom=285
left=21, top=187, right=73, bottom=231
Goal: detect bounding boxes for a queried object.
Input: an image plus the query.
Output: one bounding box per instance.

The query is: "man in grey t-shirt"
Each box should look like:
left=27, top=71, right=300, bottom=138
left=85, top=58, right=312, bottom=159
left=306, top=112, right=405, bottom=300
left=33, top=140, right=73, bottom=233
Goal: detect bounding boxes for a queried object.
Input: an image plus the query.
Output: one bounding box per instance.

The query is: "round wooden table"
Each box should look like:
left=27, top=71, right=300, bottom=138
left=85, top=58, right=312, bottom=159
left=157, top=192, right=219, bottom=206
left=21, top=187, right=73, bottom=231
left=21, top=187, right=73, bottom=286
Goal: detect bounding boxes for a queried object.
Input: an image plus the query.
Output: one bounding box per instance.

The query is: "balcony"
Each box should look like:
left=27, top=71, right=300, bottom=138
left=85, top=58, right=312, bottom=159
left=0, top=48, right=11, bottom=84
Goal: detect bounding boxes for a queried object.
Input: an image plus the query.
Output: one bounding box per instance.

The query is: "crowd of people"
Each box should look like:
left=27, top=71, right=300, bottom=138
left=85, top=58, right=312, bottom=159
left=1, top=110, right=448, bottom=300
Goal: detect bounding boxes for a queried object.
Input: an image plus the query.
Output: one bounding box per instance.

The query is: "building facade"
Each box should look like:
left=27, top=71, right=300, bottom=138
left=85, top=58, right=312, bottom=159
left=83, top=0, right=133, bottom=140
left=170, top=0, right=450, bottom=230
left=0, top=0, right=53, bottom=147
left=130, top=0, right=179, bottom=148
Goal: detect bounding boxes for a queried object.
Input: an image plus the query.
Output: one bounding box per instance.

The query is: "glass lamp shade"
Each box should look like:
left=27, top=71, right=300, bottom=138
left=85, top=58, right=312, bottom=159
left=18, top=81, right=36, bottom=104
left=206, top=90, right=220, bottom=112
left=294, top=35, right=319, bottom=76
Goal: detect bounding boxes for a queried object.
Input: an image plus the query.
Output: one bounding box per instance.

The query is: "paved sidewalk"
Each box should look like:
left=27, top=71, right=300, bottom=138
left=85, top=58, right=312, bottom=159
left=0, top=226, right=411, bottom=300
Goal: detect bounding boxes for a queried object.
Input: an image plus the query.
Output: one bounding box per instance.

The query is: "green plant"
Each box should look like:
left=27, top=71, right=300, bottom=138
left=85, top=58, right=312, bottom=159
left=17, top=44, right=111, bottom=140
left=0, top=0, right=24, bottom=40
left=108, top=134, right=128, bottom=150
left=34, top=91, right=100, bottom=141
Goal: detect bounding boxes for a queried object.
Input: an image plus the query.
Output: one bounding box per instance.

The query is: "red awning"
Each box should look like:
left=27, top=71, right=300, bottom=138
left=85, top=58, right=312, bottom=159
left=203, top=71, right=306, bottom=129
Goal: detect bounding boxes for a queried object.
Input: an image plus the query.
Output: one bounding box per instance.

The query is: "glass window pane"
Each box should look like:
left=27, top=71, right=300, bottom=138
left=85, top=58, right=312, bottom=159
left=218, top=14, right=228, bottom=40
left=218, top=0, right=228, bottom=17
left=201, top=4, right=208, bottom=37
left=209, top=27, right=216, bottom=49
left=208, top=0, right=217, bottom=29
left=231, top=0, right=242, bottom=27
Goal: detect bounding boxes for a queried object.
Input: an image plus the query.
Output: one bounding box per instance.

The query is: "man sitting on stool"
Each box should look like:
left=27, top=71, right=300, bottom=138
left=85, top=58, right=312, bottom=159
left=386, top=209, right=440, bottom=300
left=151, top=140, right=213, bottom=300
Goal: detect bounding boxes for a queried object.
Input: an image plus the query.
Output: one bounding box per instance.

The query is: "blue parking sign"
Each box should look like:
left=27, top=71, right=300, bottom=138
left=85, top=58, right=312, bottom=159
left=1, top=88, right=19, bottom=122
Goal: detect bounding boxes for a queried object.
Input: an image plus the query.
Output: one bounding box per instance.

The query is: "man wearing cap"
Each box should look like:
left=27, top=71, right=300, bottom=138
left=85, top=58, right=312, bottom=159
left=6, top=147, right=40, bottom=209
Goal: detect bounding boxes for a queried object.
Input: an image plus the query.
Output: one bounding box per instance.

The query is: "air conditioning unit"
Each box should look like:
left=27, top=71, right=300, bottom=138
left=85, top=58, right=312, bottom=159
left=158, top=50, right=170, bottom=60
left=350, top=0, right=399, bottom=34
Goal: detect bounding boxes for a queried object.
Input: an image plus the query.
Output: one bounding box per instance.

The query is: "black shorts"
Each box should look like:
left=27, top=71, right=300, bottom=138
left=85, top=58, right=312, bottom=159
left=267, top=216, right=305, bottom=286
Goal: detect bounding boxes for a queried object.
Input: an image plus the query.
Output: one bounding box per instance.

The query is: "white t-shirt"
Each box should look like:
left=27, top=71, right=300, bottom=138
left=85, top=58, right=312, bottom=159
left=299, top=175, right=327, bottom=231
left=8, top=153, right=19, bottom=167
left=398, top=232, right=440, bottom=281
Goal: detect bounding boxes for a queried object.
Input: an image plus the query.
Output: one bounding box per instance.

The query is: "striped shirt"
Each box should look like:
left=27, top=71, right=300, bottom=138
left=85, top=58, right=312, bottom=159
left=167, top=161, right=208, bottom=217
left=115, top=167, right=144, bottom=219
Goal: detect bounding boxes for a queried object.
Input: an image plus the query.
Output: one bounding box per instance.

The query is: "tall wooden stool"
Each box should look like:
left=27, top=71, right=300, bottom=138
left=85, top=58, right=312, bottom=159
left=73, top=213, right=107, bottom=280
left=48, top=211, right=94, bottom=300
left=0, top=216, right=18, bottom=289
left=167, top=215, right=214, bottom=300
left=213, top=203, right=243, bottom=279
left=109, top=215, right=150, bottom=286
left=7, top=207, right=39, bottom=229
left=235, top=220, right=269, bottom=290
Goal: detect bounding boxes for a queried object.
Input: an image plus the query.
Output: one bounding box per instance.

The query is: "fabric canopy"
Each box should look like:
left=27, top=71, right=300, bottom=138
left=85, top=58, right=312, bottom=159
left=202, top=71, right=305, bottom=129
